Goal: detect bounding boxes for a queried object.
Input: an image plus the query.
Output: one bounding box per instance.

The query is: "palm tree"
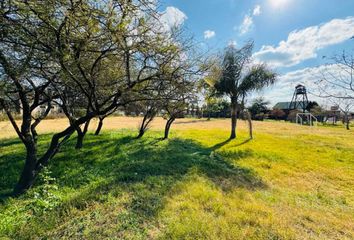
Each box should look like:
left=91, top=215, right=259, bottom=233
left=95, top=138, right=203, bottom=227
left=209, top=42, right=276, bottom=139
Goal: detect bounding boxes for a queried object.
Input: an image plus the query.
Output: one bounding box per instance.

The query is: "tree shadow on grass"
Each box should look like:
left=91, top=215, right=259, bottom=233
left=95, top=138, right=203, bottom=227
left=0, top=138, right=22, bottom=148
left=111, top=137, right=262, bottom=191
left=0, top=132, right=265, bottom=238
left=209, top=138, right=252, bottom=151
left=0, top=139, right=26, bottom=198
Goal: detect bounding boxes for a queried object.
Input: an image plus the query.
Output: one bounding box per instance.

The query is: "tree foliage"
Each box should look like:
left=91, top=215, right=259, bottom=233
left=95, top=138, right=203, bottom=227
left=0, top=0, right=203, bottom=195
left=248, top=97, right=269, bottom=120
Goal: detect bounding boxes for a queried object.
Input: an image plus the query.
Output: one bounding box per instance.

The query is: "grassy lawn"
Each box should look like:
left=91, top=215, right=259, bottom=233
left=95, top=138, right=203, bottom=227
left=0, top=118, right=353, bottom=239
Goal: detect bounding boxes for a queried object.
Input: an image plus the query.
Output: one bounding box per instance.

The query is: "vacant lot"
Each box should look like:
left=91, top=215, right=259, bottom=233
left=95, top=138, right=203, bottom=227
left=0, top=117, right=353, bottom=239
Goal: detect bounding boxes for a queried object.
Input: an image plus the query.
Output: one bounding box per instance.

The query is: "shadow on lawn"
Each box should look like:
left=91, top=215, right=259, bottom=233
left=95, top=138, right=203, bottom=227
left=0, top=138, right=22, bottom=148
left=0, top=133, right=262, bottom=199
left=0, top=132, right=264, bottom=237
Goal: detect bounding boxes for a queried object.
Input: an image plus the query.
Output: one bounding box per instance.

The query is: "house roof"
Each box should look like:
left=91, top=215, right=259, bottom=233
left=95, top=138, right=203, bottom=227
left=273, top=102, right=308, bottom=110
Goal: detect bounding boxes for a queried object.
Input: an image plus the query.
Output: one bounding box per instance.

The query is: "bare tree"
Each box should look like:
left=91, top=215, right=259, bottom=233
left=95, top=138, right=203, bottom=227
left=339, top=100, right=353, bottom=130
left=314, top=51, right=354, bottom=129
left=325, top=99, right=353, bottom=130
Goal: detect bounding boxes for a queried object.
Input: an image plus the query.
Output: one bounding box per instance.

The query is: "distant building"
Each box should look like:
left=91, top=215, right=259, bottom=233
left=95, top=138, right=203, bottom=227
left=273, top=102, right=309, bottom=111
left=32, top=103, right=63, bottom=116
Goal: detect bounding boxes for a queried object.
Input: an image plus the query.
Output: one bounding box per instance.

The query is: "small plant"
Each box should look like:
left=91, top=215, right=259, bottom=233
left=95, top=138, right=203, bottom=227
left=27, top=167, right=61, bottom=215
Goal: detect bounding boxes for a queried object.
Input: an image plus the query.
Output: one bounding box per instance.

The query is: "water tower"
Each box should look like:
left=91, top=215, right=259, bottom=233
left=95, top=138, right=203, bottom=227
left=289, top=84, right=309, bottom=113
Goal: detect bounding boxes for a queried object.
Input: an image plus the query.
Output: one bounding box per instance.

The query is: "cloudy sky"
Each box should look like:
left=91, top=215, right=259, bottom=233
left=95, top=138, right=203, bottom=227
left=159, top=0, right=354, bottom=106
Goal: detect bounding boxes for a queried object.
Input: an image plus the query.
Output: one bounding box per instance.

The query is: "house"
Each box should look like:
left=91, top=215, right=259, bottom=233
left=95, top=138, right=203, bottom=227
left=31, top=102, right=63, bottom=117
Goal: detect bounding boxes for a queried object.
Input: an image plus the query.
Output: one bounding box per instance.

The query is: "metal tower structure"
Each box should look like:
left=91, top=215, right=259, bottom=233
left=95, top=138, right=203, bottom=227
left=290, top=84, right=309, bottom=113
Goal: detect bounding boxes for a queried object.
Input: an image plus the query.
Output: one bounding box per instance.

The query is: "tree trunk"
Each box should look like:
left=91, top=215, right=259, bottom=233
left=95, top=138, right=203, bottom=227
left=13, top=101, right=38, bottom=195
left=164, top=117, right=175, bottom=139
left=13, top=141, right=38, bottom=195
left=345, top=113, right=350, bottom=130
left=137, top=110, right=155, bottom=139
left=137, top=129, right=144, bottom=139
left=83, top=118, right=91, bottom=135
left=75, top=118, right=91, bottom=149
left=36, top=126, right=77, bottom=169
left=137, top=114, right=148, bottom=139
left=230, top=96, right=238, bottom=139
left=95, top=117, right=104, bottom=135
left=13, top=110, right=108, bottom=195
left=246, top=110, right=253, bottom=139
left=75, top=127, right=84, bottom=149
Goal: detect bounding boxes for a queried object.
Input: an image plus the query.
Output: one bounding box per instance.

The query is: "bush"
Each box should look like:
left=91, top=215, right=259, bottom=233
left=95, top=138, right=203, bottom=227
left=254, top=113, right=265, bottom=121
left=270, top=109, right=286, bottom=120
left=287, top=110, right=301, bottom=122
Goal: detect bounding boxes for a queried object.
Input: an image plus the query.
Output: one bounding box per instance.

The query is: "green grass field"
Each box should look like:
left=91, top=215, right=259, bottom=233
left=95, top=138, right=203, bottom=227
left=0, top=118, right=353, bottom=239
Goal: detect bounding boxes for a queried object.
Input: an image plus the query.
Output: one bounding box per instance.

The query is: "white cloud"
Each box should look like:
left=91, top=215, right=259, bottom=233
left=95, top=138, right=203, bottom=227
left=238, top=5, right=262, bottom=35
left=160, top=6, right=187, bottom=31
left=263, top=63, right=353, bottom=106
left=239, top=15, right=253, bottom=35
left=204, top=30, right=216, bottom=39
left=253, top=5, right=261, bottom=16
left=254, top=17, right=354, bottom=68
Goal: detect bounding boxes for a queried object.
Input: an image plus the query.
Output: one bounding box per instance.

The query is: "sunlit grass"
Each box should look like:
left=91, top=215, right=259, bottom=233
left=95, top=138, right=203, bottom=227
left=0, top=118, right=353, bottom=239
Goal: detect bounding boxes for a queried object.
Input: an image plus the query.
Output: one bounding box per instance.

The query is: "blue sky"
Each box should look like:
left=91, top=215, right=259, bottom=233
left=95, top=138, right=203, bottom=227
left=159, top=0, right=354, bottom=106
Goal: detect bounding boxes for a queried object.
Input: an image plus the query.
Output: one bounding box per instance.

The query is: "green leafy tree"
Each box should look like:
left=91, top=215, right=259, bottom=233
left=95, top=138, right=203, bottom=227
left=249, top=97, right=270, bottom=120
left=1, top=0, right=194, bottom=195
